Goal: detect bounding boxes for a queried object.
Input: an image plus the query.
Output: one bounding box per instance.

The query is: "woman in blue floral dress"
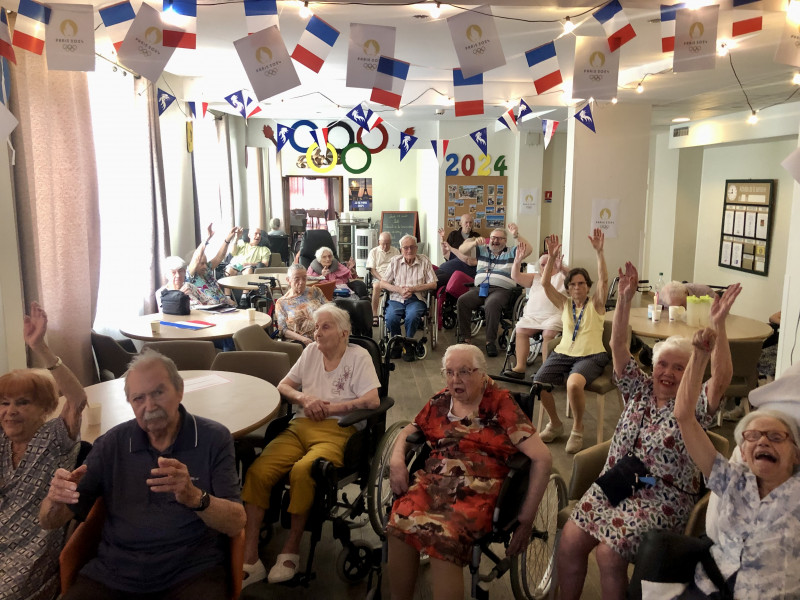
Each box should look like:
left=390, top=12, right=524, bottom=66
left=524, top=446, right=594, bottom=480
left=556, top=263, right=740, bottom=600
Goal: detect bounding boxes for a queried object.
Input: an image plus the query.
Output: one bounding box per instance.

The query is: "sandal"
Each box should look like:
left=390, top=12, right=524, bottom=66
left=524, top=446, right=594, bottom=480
left=267, top=553, right=300, bottom=584
left=242, top=559, right=267, bottom=588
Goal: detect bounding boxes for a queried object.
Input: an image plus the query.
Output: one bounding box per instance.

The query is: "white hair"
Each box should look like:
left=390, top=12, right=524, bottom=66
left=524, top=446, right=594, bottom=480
left=287, top=263, right=306, bottom=277
left=660, top=281, right=688, bottom=306
left=164, top=256, right=186, bottom=272
left=314, top=246, right=334, bottom=261
left=399, top=235, right=417, bottom=248
left=314, top=303, right=350, bottom=335
left=652, top=335, right=693, bottom=365
left=442, top=343, right=487, bottom=373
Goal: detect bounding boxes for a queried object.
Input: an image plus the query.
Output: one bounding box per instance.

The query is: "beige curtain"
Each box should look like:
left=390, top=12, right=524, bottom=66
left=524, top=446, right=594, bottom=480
left=10, top=51, right=100, bottom=385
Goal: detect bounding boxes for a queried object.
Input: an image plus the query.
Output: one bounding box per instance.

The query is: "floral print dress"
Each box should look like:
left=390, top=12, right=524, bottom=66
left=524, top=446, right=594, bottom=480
left=386, top=384, right=536, bottom=566
left=571, top=357, right=714, bottom=562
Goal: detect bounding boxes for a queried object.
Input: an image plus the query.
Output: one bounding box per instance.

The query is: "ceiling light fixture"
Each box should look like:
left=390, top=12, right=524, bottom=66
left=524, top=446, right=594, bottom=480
left=563, top=16, right=575, bottom=34
left=793, top=73, right=800, bottom=85
left=430, top=1, right=441, bottom=19
left=636, top=83, right=644, bottom=94
left=396, top=108, right=403, bottom=116
left=299, top=1, right=311, bottom=19
left=672, top=117, right=690, bottom=123
left=717, top=42, right=728, bottom=57
left=747, top=110, right=758, bottom=124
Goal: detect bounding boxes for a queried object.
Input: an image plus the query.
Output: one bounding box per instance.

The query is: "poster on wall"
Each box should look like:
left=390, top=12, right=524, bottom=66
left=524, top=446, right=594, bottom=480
left=444, top=175, right=508, bottom=238
left=349, top=178, right=372, bottom=211
left=519, top=188, right=539, bottom=215
left=591, top=198, right=619, bottom=238
left=718, top=180, right=775, bottom=277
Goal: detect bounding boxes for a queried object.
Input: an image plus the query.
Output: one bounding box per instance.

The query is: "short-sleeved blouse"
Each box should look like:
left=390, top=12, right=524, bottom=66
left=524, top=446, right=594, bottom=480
left=275, top=287, right=326, bottom=337
left=186, top=271, right=235, bottom=306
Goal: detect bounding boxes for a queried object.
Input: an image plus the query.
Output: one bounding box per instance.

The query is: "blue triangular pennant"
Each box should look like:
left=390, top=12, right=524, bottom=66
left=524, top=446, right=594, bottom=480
left=574, top=103, right=596, bottom=133
left=399, top=132, right=417, bottom=161
left=157, top=88, right=176, bottom=116
left=469, top=127, right=488, bottom=155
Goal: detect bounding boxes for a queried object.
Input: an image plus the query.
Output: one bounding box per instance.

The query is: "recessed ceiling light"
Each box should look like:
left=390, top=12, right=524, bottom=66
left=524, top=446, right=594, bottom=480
left=672, top=117, right=690, bottom=123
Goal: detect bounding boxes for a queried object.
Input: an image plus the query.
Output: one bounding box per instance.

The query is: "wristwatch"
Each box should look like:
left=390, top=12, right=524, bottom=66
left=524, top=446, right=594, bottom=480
left=191, top=489, right=210, bottom=511
left=47, top=356, right=63, bottom=371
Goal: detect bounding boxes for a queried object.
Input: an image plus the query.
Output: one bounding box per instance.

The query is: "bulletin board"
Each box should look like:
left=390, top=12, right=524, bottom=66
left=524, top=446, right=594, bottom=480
left=718, top=179, right=775, bottom=276
left=444, top=176, right=509, bottom=239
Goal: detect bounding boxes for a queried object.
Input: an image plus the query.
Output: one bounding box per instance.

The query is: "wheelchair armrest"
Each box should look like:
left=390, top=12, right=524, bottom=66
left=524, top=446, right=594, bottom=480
left=262, top=412, right=293, bottom=445
left=337, top=396, right=395, bottom=428
left=405, top=429, right=425, bottom=445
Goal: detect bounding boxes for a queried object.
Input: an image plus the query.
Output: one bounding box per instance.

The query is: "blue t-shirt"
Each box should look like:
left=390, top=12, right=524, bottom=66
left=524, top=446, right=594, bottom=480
left=71, top=405, right=241, bottom=593
left=474, top=245, right=517, bottom=289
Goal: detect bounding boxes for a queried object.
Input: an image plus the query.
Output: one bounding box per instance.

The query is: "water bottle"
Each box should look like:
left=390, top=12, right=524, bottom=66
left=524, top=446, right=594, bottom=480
left=655, top=273, right=665, bottom=295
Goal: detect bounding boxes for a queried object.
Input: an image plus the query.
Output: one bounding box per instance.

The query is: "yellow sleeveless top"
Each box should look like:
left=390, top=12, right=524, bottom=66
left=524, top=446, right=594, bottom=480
left=554, top=299, right=606, bottom=357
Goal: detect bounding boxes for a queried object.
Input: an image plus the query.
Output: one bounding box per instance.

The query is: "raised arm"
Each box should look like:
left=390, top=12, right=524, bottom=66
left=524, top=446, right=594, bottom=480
left=511, top=241, right=536, bottom=288
left=589, top=228, right=608, bottom=315
left=541, top=235, right=567, bottom=311
left=438, top=228, right=452, bottom=260
left=209, top=226, right=238, bottom=268
left=507, top=224, right=532, bottom=261
left=24, top=303, right=86, bottom=440
left=455, top=237, right=480, bottom=266
left=675, top=328, right=719, bottom=478
left=611, top=262, right=637, bottom=377
left=705, top=284, right=741, bottom=414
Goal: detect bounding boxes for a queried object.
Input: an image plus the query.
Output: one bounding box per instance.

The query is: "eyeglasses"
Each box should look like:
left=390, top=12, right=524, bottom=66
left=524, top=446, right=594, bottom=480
left=401, top=245, right=417, bottom=250
left=441, top=368, right=480, bottom=380
left=741, top=430, right=793, bottom=443
left=489, top=236, right=506, bottom=242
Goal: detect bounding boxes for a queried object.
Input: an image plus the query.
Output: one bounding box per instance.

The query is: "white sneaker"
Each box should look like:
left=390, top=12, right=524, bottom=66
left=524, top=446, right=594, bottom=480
left=723, top=404, right=746, bottom=422
left=539, top=422, right=564, bottom=443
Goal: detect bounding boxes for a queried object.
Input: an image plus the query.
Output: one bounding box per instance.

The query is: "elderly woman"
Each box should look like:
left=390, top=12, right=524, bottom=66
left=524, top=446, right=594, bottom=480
left=306, top=246, right=367, bottom=298
left=275, top=264, right=327, bottom=346
left=534, top=230, right=610, bottom=453
left=240, top=304, right=380, bottom=586
left=186, top=223, right=237, bottom=308
left=155, top=256, right=206, bottom=309
left=673, top=329, right=800, bottom=599
left=386, top=344, right=552, bottom=600
left=555, top=264, right=740, bottom=600
left=504, top=243, right=569, bottom=380
left=1, top=302, right=86, bottom=600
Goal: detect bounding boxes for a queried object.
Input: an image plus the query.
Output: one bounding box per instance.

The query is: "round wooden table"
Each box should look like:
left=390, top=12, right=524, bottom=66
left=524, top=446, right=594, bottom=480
left=77, top=370, right=280, bottom=443
left=604, top=307, right=773, bottom=342
left=218, top=274, right=270, bottom=291
left=119, top=309, right=271, bottom=341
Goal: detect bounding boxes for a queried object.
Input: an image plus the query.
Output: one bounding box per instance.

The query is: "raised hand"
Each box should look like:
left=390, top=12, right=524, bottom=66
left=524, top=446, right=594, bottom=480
left=545, top=234, right=561, bottom=258
left=46, top=465, right=87, bottom=505
left=207, top=223, right=214, bottom=238
left=438, top=227, right=446, bottom=241
left=147, top=457, right=200, bottom=507
left=23, top=302, right=48, bottom=350
left=691, top=327, right=717, bottom=356
left=617, top=262, right=639, bottom=303
left=588, top=228, right=604, bottom=252
left=442, top=241, right=451, bottom=255
left=710, top=283, right=741, bottom=329
left=507, top=223, right=519, bottom=239
left=515, top=241, right=528, bottom=261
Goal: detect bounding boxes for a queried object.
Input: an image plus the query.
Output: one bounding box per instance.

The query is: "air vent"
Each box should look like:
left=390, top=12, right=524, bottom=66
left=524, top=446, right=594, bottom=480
left=413, top=14, right=429, bottom=19
left=673, top=126, right=689, bottom=137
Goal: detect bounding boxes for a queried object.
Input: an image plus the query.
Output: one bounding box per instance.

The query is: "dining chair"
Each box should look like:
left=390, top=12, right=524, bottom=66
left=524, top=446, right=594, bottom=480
left=141, top=340, right=218, bottom=371
left=210, top=351, right=290, bottom=388
left=231, top=324, right=302, bottom=366
left=90, top=330, right=137, bottom=381
left=715, top=338, right=763, bottom=427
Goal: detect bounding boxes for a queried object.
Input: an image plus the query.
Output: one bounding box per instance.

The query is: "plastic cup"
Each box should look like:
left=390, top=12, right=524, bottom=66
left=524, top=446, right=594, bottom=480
left=651, top=304, right=663, bottom=323
left=247, top=308, right=256, bottom=322
left=150, top=320, right=161, bottom=334
left=669, top=306, right=680, bottom=322
left=87, top=403, right=102, bottom=426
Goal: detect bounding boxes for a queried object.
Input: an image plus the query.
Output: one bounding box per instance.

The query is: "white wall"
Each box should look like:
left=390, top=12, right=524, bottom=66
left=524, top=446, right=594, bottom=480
left=541, top=132, right=567, bottom=252
left=645, top=132, right=678, bottom=282
left=694, top=136, right=796, bottom=322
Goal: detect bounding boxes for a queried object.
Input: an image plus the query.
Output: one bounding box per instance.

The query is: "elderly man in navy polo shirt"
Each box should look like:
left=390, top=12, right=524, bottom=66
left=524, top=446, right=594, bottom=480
left=453, top=223, right=532, bottom=357
left=40, top=350, right=246, bottom=600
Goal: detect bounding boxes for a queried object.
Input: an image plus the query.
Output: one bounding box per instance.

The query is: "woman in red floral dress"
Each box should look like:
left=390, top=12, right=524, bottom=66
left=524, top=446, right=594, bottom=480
left=386, top=344, right=552, bottom=600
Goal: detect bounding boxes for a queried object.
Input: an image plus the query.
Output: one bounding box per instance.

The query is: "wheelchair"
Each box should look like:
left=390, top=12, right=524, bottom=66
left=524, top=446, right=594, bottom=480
left=376, top=289, right=437, bottom=359
left=458, top=285, right=527, bottom=348
left=366, top=389, right=568, bottom=600
left=246, top=335, right=396, bottom=586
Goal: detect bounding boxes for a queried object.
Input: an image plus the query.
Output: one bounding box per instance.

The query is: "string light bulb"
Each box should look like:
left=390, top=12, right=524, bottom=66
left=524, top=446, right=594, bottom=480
left=430, top=1, right=441, bottom=19
left=792, top=73, right=800, bottom=85
left=611, top=97, right=618, bottom=104
left=299, top=1, right=311, bottom=19
left=747, top=110, right=758, bottom=124
left=563, top=16, right=575, bottom=34
left=788, top=0, right=800, bottom=25
left=396, top=108, right=403, bottom=116
left=636, top=83, right=644, bottom=94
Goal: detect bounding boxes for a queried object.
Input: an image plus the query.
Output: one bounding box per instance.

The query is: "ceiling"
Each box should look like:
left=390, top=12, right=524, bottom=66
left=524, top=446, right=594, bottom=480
left=95, top=0, right=800, bottom=128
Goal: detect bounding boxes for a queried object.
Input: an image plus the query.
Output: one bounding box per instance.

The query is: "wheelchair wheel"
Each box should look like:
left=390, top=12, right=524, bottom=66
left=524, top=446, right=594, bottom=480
left=367, top=420, right=409, bottom=536
left=470, top=313, right=483, bottom=338
left=378, top=294, right=388, bottom=347
left=442, top=308, right=456, bottom=330
left=510, top=473, right=568, bottom=600
left=336, top=539, right=373, bottom=583
left=527, top=334, right=542, bottom=366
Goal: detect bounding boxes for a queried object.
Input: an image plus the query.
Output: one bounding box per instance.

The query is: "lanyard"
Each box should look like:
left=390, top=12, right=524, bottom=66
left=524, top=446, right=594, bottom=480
left=570, top=300, right=587, bottom=342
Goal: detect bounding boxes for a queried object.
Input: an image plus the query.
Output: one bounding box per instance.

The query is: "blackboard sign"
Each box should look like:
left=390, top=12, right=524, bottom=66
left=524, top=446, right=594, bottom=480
left=380, top=211, right=420, bottom=248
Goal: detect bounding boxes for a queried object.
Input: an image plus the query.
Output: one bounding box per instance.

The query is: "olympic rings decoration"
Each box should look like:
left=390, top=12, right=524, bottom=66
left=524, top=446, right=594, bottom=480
left=340, top=143, right=372, bottom=174
left=306, top=143, right=338, bottom=174
left=289, top=119, right=318, bottom=153
left=355, top=122, right=389, bottom=155
left=325, top=120, right=355, bottom=151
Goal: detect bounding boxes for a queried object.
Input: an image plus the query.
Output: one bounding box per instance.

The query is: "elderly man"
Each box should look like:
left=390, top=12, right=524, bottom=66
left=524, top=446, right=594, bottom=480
left=155, top=256, right=206, bottom=310
left=366, top=232, right=400, bottom=319
left=659, top=280, right=717, bottom=307
left=40, top=350, right=246, bottom=600
left=380, top=234, right=436, bottom=356
left=436, top=213, right=481, bottom=289
left=454, top=224, right=532, bottom=357
left=225, top=227, right=271, bottom=276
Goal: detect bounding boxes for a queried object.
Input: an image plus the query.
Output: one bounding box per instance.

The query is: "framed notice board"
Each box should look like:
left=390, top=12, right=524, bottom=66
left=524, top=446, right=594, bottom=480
left=380, top=211, right=420, bottom=248
left=444, top=175, right=509, bottom=239
left=718, top=179, right=775, bottom=276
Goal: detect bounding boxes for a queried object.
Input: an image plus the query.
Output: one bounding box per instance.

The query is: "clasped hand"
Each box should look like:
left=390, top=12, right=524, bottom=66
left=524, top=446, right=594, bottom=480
left=146, top=457, right=201, bottom=507
left=301, top=394, right=331, bottom=421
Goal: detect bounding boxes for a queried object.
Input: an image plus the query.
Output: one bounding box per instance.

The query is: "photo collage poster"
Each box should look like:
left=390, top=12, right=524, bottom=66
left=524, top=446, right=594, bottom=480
left=718, top=180, right=775, bottom=276
left=444, top=175, right=509, bottom=240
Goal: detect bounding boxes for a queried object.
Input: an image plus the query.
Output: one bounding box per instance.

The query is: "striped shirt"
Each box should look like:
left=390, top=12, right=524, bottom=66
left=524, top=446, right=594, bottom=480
left=474, top=245, right=517, bottom=289
left=383, top=253, right=436, bottom=303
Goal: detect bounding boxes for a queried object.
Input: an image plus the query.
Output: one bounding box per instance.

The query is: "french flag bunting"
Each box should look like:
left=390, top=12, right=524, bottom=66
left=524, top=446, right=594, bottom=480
left=399, top=131, right=417, bottom=161
left=99, top=1, right=135, bottom=52
left=453, top=69, right=483, bottom=117
left=593, top=0, right=636, bottom=52
left=1, top=9, right=16, bottom=64
left=525, top=41, right=562, bottom=95
left=244, top=0, right=278, bottom=35
left=187, top=101, right=208, bottom=119
left=276, top=123, right=294, bottom=152
left=313, top=127, right=329, bottom=150
left=244, top=91, right=262, bottom=117
left=470, top=127, right=488, bottom=156
left=291, top=15, right=339, bottom=73
left=370, top=55, right=409, bottom=110
left=431, top=139, right=449, bottom=167
left=542, top=119, right=559, bottom=150
left=157, top=88, right=176, bottom=116
left=346, top=104, right=368, bottom=130
left=660, top=4, right=684, bottom=53
left=574, top=104, right=596, bottom=133
left=732, top=0, right=762, bottom=37
left=163, top=0, right=197, bottom=49
left=496, top=109, right=517, bottom=133
left=11, top=0, right=50, bottom=55
left=364, top=107, right=383, bottom=131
